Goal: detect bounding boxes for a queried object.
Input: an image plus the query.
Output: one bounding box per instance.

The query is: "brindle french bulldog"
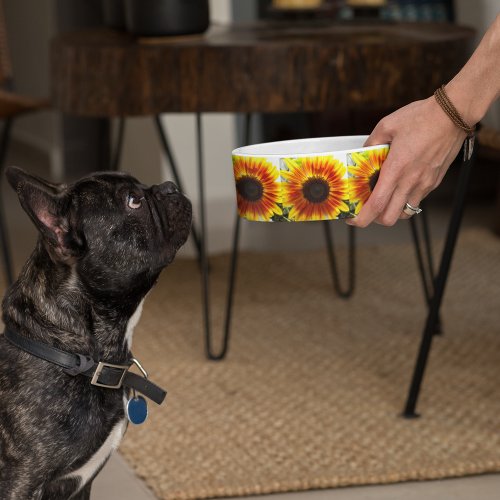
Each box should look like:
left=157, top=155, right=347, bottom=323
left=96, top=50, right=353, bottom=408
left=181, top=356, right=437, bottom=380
left=0, top=167, right=191, bottom=499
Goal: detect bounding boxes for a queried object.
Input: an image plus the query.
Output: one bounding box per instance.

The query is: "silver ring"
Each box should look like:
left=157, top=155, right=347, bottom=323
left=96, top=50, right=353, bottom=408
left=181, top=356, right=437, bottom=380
left=403, top=202, right=422, bottom=217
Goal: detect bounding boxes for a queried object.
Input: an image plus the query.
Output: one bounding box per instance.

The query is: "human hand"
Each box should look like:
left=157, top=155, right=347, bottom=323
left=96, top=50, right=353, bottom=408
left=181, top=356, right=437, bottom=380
left=347, top=96, right=466, bottom=227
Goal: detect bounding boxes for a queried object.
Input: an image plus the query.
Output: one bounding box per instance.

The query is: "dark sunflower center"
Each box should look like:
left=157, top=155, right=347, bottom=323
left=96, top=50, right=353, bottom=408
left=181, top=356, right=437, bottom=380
left=369, top=170, right=380, bottom=192
left=302, top=178, right=330, bottom=203
left=236, top=176, right=264, bottom=202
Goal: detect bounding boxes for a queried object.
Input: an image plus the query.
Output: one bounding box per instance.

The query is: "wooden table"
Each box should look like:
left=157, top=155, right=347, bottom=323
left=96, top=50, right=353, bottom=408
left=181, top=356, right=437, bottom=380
left=51, top=21, right=475, bottom=416
left=51, top=22, right=473, bottom=115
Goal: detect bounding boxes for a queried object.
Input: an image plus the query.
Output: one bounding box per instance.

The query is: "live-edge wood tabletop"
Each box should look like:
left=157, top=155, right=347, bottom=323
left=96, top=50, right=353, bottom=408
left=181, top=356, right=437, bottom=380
left=50, top=21, right=474, bottom=117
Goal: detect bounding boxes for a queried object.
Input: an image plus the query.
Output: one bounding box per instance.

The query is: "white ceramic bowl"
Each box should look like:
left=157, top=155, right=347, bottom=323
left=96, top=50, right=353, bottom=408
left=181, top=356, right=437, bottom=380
left=232, top=136, right=389, bottom=222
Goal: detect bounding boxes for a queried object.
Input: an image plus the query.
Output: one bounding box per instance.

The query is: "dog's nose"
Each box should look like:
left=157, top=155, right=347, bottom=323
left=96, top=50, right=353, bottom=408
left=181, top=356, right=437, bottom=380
left=152, top=181, right=179, bottom=199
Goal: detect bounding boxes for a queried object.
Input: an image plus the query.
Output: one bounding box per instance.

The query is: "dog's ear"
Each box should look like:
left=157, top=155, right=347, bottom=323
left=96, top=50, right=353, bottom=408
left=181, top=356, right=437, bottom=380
left=6, top=166, right=82, bottom=263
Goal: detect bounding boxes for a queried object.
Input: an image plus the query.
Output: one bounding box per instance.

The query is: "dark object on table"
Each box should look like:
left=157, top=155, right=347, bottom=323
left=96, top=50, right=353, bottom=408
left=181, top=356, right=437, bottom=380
left=346, top=0, right=386, bottom=19
left=124, top=0, right=210, bottom=37
left=102, top=0, right=126, bottom=30
left=350, top=5, right=383, bottom=19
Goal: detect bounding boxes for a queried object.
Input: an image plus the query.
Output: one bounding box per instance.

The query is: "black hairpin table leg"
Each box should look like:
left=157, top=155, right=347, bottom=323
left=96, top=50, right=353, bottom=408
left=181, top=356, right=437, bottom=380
left=409, top=203, right=442, bottom=334
left=322, top=213, right=435, bottom=303
left=110, top=117, right=125, bottom=172
left=202, top=211, right=241, bottom=360
left=403, top=154, right=474, bottom=418
left=323, top=221, right=356, bottom=299
left=199, top=113, right=250, bottom=360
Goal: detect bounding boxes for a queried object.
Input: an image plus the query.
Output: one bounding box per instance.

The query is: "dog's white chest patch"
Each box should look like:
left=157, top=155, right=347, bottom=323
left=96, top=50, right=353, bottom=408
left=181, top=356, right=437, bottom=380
left=125, top=299, right=145, bottom=349
left=66, top=418, right=127, bottom=491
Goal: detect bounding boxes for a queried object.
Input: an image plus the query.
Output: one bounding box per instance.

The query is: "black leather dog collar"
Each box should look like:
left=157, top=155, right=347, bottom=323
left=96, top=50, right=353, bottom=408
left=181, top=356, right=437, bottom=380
left=4, top=329, right=166, bottom=405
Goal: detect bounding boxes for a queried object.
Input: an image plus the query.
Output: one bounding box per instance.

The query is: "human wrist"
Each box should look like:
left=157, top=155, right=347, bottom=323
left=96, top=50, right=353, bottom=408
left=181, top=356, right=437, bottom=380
left=427, top=93, right=468, bottom=140
left=443, top=81, right=482, bottom=128
left=437, top=83, right=477, bottom=135
left=443, top=14, right=500, bottom=126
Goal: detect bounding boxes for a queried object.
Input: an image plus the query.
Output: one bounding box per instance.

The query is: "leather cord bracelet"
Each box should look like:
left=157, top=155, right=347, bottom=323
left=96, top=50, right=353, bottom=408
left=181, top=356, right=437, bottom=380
left=434, top=85, right=476, bottom=160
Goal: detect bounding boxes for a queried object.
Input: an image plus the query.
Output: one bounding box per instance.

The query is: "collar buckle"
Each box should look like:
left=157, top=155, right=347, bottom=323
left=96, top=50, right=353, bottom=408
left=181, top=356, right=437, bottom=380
left=91, top=361, right=129, bottom=389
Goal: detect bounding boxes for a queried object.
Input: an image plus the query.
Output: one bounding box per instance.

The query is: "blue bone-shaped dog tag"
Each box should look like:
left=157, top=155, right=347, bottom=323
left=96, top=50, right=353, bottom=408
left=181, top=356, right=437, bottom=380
left=126, top=395, right=148, bottom=425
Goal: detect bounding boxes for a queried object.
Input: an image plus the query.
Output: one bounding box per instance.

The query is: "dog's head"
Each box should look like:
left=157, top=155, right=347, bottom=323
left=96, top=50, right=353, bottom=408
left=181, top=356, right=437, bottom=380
left=7, top=167, right=192, bottom=296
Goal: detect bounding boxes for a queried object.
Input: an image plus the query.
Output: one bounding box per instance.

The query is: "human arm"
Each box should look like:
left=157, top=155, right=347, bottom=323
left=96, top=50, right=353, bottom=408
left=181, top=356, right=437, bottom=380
left=348, top=14, right=500, bottom=227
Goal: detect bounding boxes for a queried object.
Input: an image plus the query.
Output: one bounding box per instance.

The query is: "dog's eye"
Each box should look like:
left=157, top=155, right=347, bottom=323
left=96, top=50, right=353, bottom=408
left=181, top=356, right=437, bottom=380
left=127, top=194, right=143, bottom=209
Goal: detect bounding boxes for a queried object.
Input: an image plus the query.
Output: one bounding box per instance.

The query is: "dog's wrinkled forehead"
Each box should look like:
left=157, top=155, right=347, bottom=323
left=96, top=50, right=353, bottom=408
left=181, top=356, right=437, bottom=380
left=72, top=172, right=144, bottom=204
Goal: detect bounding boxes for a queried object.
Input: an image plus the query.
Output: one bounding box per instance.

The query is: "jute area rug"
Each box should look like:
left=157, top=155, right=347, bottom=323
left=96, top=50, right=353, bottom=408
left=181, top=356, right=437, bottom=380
left=120, top=227, right=500, bottom=500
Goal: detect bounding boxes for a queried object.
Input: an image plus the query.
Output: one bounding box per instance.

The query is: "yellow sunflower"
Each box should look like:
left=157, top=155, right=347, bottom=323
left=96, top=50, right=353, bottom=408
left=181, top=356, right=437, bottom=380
left=233, top=156, right=281, bottom=221
left=281, top=156, right=349, bottom=221
left=349, top=147, right=389, bottom=213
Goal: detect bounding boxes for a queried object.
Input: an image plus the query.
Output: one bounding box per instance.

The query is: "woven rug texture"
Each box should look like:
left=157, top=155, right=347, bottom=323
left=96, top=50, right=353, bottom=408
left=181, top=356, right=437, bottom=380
left=119, top=227, right=500, bottom=500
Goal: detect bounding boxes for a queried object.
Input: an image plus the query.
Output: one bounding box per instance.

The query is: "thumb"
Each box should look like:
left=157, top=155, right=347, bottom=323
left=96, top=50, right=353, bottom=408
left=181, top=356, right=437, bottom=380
left=364, top=119, right=393, bottom=147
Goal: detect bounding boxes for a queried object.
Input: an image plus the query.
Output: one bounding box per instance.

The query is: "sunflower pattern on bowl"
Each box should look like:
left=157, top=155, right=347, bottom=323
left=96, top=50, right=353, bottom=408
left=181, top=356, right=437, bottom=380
left=347, top=147, right=389, bottom=215
left=232, top=137, right=389, bottom=222
left=280, top=156, right=349, bottom=221
left=233, top=156, right=282, bottom=221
